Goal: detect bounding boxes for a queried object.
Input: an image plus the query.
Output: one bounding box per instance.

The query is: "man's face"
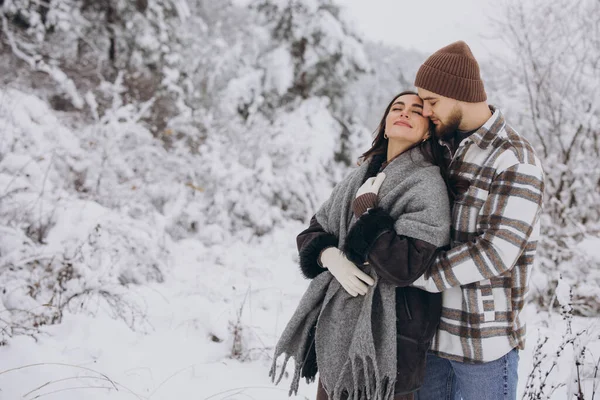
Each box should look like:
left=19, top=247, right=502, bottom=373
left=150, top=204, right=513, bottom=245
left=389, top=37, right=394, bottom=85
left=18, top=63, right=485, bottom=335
left=417, top=88, right=463, bottom=139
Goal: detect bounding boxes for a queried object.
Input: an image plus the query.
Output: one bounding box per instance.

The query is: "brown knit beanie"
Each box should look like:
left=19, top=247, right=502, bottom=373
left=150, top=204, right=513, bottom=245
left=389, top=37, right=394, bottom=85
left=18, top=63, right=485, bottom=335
left=414, top=41, right=486, bottom=103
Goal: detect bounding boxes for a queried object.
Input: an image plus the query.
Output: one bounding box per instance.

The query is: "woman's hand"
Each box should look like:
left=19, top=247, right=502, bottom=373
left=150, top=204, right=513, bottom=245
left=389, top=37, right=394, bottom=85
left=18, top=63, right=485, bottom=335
left=353, top=172, right=386, bottom=217
left=320, top=247, right=375, bottom=296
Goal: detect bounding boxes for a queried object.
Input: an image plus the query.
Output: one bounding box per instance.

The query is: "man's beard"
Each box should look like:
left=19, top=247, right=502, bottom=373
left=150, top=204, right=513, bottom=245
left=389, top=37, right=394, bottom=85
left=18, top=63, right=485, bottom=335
left=434, top=107, right=462, bottom=141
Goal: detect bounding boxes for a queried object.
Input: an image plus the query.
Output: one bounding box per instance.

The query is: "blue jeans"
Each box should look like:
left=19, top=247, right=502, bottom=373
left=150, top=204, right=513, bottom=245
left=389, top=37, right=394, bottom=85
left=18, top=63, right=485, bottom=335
left=415, top=349, right=519, bottom=400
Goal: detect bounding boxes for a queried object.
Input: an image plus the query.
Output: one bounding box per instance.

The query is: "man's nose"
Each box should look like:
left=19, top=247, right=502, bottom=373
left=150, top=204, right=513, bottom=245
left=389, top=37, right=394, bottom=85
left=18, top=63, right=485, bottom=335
left=422, top=104, right=432, bottom=117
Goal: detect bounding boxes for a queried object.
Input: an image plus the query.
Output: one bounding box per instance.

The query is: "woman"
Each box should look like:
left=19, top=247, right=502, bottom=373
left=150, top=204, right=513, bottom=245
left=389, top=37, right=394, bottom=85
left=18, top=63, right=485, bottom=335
left=270, top=91, right=452, bottom=400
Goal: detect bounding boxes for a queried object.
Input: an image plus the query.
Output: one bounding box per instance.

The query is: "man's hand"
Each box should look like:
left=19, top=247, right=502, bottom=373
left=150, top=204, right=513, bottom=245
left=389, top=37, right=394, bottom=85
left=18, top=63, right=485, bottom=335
left=353, top=172, right=386, bottom=217
left=320, top=247, right=375, bottom=296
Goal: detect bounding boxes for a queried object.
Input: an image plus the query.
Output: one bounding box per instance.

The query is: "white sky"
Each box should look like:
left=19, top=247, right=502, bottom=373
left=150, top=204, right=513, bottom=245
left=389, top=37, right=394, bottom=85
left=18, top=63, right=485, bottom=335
left=336, top=0, right=507, bottom=61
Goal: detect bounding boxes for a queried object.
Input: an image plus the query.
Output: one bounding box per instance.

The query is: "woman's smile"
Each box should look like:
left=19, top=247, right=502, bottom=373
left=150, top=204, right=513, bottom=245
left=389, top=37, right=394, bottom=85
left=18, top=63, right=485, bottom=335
left=394, top=120, right=412, bottom=128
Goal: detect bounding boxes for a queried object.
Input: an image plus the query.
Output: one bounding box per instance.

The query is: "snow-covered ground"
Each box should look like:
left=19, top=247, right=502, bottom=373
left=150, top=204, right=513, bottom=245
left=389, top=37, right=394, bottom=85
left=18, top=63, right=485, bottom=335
left=0, top=220, right=317, bottom=400
left=0, top=226, right=598, bottom=399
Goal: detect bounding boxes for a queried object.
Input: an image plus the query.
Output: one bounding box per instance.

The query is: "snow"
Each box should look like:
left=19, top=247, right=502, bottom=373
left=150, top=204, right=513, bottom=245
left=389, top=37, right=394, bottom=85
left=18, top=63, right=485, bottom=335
left=579, top=237, right=600, bottom=263
left=0, top=85, right=323, bottom=398
left=0, top=0, right=598, bottom=398
left=0, top=225, right=598, bottom=399
left=262, top=46, right=295, bottom=96
left=0, top=219, right=317, bottom=399
left=518, top=304, right=600, bottom=399
left=0, top=97, right=595, bottom=399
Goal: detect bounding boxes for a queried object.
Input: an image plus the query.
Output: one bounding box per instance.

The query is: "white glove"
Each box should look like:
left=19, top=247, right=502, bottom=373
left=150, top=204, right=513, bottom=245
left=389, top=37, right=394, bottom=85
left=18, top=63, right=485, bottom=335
left=353, top=172, right=386, bottom=217
left=320, top=247, right=375, bottom=296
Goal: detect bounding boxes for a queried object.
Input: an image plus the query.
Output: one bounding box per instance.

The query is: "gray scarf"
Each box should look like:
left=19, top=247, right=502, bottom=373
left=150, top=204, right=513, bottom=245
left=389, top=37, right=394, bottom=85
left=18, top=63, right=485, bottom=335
left=270, top=148, right=450, bottom=399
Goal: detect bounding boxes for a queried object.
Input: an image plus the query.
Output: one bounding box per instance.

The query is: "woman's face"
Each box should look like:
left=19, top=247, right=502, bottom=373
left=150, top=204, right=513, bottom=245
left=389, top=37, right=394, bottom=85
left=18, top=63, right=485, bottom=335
left=384, top=94, right=430, bottom=145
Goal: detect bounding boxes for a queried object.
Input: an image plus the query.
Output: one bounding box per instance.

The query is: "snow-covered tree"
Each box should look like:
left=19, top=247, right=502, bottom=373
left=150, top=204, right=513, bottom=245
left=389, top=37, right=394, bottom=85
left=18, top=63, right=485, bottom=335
left=165, top=0, right=373, bottom=239
left=0, top=0, right=189, bottom=130
left=492, top=0, right=600, bottom=315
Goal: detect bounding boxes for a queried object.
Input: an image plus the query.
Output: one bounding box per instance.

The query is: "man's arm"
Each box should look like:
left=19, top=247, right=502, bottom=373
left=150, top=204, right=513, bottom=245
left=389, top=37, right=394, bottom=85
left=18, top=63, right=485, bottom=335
left=343, top=207, right=444, bottom=287
left=412, top=163, right=545, bottom=293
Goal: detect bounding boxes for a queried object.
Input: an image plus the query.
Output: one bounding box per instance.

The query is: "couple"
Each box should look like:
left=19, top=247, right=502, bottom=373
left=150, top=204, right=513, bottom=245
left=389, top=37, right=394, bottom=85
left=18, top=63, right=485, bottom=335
left=271, top=41, right=545, bottom=400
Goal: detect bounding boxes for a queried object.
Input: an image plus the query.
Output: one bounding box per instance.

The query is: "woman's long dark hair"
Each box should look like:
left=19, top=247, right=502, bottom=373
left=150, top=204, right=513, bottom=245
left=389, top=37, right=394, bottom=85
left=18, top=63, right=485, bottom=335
left=359, top=90, right=460, bottom=201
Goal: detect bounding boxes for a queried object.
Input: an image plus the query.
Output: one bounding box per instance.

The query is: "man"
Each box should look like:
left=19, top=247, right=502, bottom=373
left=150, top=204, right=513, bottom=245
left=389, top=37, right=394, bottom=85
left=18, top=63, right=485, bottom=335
left=411, top=41, right=545, bottom=400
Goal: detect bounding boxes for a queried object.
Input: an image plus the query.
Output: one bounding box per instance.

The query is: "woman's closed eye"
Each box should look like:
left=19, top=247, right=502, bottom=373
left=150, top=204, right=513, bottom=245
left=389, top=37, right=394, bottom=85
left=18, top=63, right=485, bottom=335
left=392, top=105, right=423, bottom=116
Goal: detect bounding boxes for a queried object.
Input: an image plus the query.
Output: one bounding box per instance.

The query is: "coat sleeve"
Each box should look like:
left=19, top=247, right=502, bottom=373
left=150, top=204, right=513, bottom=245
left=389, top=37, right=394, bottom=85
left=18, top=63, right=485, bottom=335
left=296, top=165, right=365, bottom=279
left=343, top=165, right=451, bottom=287
left=342, top=207, right=443, bottom=286
left=411, top=163, right=545, bottom=293
left=296, top=215, right=338, bottom=279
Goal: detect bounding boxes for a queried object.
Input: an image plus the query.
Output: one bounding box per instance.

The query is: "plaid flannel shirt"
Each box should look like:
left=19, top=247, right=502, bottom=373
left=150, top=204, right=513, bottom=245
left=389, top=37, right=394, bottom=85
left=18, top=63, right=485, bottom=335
left=412, top=107, right=545, bottom=363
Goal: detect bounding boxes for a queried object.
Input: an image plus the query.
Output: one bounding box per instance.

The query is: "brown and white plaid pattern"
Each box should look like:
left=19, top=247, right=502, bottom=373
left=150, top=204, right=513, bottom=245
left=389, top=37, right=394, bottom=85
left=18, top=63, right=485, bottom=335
left=412, top=107, right=545, bottom=363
